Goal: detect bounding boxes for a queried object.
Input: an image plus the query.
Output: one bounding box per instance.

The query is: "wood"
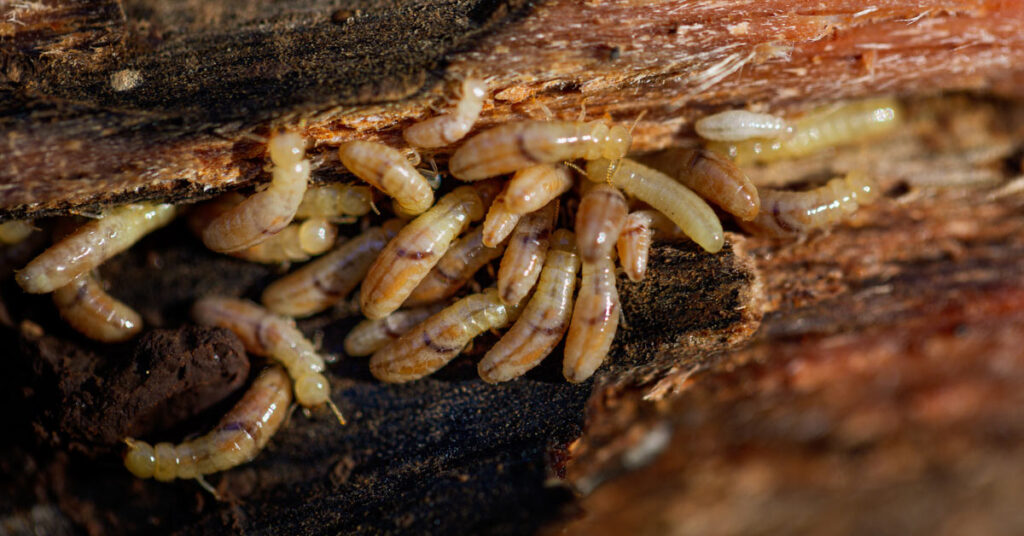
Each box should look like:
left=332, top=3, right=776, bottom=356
left=1, top=1, right=1024, bottom=535
left=2, top=0, right=1023, bottom=218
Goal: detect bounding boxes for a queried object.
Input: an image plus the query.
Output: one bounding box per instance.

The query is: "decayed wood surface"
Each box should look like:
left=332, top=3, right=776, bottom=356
left=2, top=1, right=1024, bottom=535
left=0, top=98, right=1019, bottom=535
left=2, top=0, right=1024, bottom=218
left=550, top=185, right=1024, bottom=536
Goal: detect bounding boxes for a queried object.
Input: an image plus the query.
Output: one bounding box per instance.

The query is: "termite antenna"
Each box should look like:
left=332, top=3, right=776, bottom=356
left=419, top=157, right=442, bottom=189
left=563, top=161, right=591, bottom=180
left=241, top=132, right=269, bottom=144
left=604, top=162, right=616, bottom=185
left=577, top=100, right=588, bottom=122
left=327, top=399, right=348, bottom=426
left=629, top=110, right=647, bottom=134
left=531, top=97, right=554, bottom=121
left=481, top=74, right=500, bottom=88
left=283, top=401, right=300, bottom=427
left=195, top=475, right=223, bottom=501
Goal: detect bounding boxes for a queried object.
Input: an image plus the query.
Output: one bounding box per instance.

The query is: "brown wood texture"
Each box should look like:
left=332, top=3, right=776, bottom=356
left=0, top=98, right=1018, bottom=536
left=548, top=98, right=1024, bottom=536
left=1, top=1, right=1024, bottom=535
left=2, top=0, right=1023, bottom=218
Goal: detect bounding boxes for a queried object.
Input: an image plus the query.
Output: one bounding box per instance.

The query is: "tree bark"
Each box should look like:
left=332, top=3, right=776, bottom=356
left=1, top=1, right=1023, bottom=535
left=2, top=0, right=1022, bottom=217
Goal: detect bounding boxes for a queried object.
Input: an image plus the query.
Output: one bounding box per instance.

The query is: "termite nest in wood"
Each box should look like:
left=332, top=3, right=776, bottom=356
left=5, top=80, right=910, bottom=490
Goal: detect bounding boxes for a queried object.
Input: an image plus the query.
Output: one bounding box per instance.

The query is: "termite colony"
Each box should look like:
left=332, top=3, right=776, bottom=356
left=3, top=76, right=901, bottom=489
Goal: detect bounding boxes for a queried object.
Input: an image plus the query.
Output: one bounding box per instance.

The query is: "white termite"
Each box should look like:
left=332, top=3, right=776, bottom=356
left=369, top=288, right=518, bottom=383
left=574, top=183, right=628, bottom=263
left=496, top=200, right=557, bottom=305
left=359, top=186, right=486, bottom=319
left=741, top=171, right=880, bottom=237
left=123, top=366, right=291, bottom=483
left=403, top=78, right=487, bottom=148
left=449, top=119, right=631, bottom=180
left=616, top=210, right=685, bottom=282
left=694, top=109, right=791, bottom=141
left=192, top=297, right=345, bottom=424
left=586, top=158, right=724, bottom=253
left=17, top=202, right=177, bottom=294
left=261, top=220, right=403, bottom=318
left=706, top=98, right=903, bottom=164
left=479, top=229, right=580, bottom=382
left=52, top=271, right=142, bottom=343
left=403, top=225, right=508, bottom=307
left=337, top=140, right=434, bottom=215
left=343, top=304, right=444, bottom=357
left=202, top=131, right=309, bottom=253
left=563, top=251, right=619, bottom=383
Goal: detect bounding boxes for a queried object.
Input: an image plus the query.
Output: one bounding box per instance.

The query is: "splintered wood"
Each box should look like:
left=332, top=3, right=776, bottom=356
left=2, top=0, right=1024, bottom=218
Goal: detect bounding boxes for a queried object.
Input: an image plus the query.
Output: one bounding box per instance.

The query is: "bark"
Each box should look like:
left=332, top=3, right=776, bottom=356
left=1, top=1, right=1023, bottom=535
left=2, top=0, right=1023, bottom=218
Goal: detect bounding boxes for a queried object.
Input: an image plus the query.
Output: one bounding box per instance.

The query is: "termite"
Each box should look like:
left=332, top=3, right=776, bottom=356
left=261, top=220, right=403, bottom=318
left=641, top=148, right=760, bottom=221
left=448, top=119, right=631, bottom=180
left=192, top=297, right=345, bottom=424
left=574, top=183, right=628, bottom=263
left=295, top=183, right=374, bottom=220
left=707, top=98, right=903, bottom=164
left=481, top=164, right=571, bottom=247
left=359, top=185, right=486, bottom=319
left=694, top=109, right=791, bottom=141
left=403, top=226, right=508, bottom=307
left=496, top=200, right=557, bottom=305
left=123, top=366, right=291, bottom=486
left=481, top=198, right=522, bottom=248
left=500, top=164, right=574, bottom=215
left=202, top=131, right=310, bottom=253
left=563, top=251, right=619, bottom=383
left=479, top=229, right=580, bottom=383
left=616, top=210, right=685, bottom=282
left=369, top=288, right=519, bottom=383
left=337, top=140, right=434, bottom=215
left=403, top=78, right=487, bottom=148
left=17, top=202, right=177, bottom=294
left=52, top=271, right=142, bottom=343
left=0, top=220, right=34, bottom=244
left=741, top=171, right=880, bottom=237
left=343, top=304, right=444, bottom=357
left=231, top=218, right=338, bottom=264
left=586, top=158, right=724, bottom=253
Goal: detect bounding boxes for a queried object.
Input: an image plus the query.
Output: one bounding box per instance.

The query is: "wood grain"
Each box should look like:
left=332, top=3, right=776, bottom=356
left=3, top=0, right=1023, bottom=218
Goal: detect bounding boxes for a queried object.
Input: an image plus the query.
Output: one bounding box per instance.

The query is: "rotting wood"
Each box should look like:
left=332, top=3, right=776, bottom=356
left=0, top=95, right=1020, bottom=534
left=2, top=0, right=1024, bottom=218
left=1, top=1, right=1024, bottom=534
left=549, top=185, right=1024, bottom=536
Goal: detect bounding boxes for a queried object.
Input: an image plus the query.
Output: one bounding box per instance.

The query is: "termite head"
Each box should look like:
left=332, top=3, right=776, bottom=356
left=267, top=131, right=306, bottom=166
left=462, top=78, right=487, bottom=100
left=123, top=438, right=157, bottom=479
left=603, top=124, right=631, bottom=160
